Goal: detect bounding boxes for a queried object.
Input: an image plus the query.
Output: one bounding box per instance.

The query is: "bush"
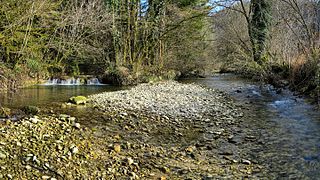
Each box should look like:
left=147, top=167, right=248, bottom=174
left=102, top=66, right=136, bottom=86
left=26, top=59, right=43, bottom=75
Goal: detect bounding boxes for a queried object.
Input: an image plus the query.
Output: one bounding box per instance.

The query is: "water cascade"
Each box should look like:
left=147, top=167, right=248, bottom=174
left=44, top=77, right=102, bottom=85
left=86, top=78, right=101, bottom=85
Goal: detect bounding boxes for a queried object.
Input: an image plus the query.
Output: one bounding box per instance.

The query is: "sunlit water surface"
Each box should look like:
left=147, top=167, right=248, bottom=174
left=182, top=74, right=320, bottom=179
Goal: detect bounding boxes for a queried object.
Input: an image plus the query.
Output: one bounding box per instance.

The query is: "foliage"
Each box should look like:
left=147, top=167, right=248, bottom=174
left=0, top=0, right=214, bottom=88
left=0, top=0, right=60, bottom=67
left=106, top=0, right=211, bottom=81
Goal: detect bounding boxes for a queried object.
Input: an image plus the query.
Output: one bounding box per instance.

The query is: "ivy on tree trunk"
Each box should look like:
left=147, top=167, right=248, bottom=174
left=249, top=0, right=272, bottom=65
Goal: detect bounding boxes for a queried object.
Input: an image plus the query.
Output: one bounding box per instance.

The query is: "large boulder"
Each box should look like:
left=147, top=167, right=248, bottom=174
left=68, top=96, right=88, bottom=105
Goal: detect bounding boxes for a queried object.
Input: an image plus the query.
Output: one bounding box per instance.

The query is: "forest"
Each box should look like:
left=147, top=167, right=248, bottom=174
left=0, top=0, right=319, bottom=98
left=0, top=0, right=212, bottom=88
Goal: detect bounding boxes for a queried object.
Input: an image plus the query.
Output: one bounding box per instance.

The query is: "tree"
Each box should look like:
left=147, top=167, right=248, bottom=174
left=249, top=0, right=272, bottom=65
left=213, top=0, right=272, bottom=65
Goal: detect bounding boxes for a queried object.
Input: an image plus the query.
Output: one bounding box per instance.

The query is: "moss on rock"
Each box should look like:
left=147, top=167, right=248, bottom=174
left=68, top=96, right=88, bottom=105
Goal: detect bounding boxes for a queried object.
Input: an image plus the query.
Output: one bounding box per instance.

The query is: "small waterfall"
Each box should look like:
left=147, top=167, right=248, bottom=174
left=87, top=78, right=101, bottom=85
left=44, top=77, right=102, bottom=85
left=61, top=77, right=81, bottom=85
left=45, top=78, right=60, bottom=85
left=44, top=77, right=81, bottom=85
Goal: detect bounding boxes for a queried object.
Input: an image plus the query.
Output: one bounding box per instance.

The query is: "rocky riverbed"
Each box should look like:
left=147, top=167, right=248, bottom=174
left=0, top=81, right=266, bottom=179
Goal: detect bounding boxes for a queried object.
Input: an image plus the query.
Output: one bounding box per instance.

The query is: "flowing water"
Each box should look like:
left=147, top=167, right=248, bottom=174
left=45, top=77, right=102, bottom=85
left=0, top=74, right=319, bottom=178
left=182, top=74, right=320, bottom=179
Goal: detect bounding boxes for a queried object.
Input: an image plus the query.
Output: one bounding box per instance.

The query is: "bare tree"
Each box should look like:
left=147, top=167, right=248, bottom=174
left=212, top=0, right=271, bottom=65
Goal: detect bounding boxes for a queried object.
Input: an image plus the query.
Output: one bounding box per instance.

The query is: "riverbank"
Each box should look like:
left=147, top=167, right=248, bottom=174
left=0, top=81, right=266, bottom=179
left=88, top=81, right=264, bottom=178
left=231, top=62, right=319, bottom=105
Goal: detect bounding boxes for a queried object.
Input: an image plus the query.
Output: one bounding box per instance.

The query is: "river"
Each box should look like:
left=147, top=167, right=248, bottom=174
left=182, top=74, right=320, bottom=179
left=1, top=74, right=319, bottom=178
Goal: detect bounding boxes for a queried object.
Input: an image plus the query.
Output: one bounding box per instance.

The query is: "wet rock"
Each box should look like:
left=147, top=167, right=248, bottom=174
left=68, top=96, right=88, bottom=105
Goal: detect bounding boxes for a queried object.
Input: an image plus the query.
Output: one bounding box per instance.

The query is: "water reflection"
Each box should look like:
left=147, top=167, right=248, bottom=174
left=0, top=85, right=122, bottom=108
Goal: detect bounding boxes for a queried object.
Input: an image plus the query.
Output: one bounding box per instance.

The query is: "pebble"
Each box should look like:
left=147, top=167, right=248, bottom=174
left=242, top=159, right=252, bottom=165
left=89, top=81, right=240, bottom=120
left=160, top=166, right=170, bottom=173
left=0, top=81, right=262, bottom=179
left=159, top=176, right=166, bottom=180
left=130, top=172, right=139, bottom=179
left=73, top=123, right=81, bottom=129
left=71, top=146, right=79, bottom=154
left=219, top=149, right=233, bottom=156
left=69, top=117, right=76, bottom=121
left=127, top=157, right=134, bottom=165
left=185, top=146, right=195, bottom=153
left=0, top=152, right=6, bottom=159
left=16, top=141, right=22, bottom=146
left=42, top=176, right=51, bottom=179
left=30, top=118, right=39, bottom=124
left=114, top=144, right=121, bottom=153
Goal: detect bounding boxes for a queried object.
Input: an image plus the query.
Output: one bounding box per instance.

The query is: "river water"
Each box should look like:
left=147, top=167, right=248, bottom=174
left=183, top=74, right=320, bottom=179
left=1, top=74, right=319, bottom=178
left=0, top=85, right=122, bottom=108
